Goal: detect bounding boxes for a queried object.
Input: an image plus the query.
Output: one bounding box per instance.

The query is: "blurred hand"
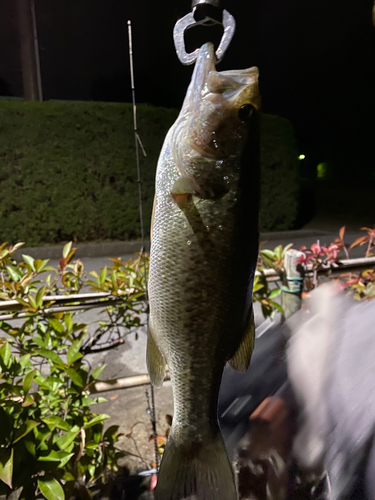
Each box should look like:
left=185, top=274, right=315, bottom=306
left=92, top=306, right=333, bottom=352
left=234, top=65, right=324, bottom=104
left=286, top=284, right=375, bottom=500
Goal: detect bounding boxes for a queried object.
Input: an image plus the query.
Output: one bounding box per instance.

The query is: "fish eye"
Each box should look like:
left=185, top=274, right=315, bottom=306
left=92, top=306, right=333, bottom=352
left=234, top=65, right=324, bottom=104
left=238, top=104, right=255, bottom=122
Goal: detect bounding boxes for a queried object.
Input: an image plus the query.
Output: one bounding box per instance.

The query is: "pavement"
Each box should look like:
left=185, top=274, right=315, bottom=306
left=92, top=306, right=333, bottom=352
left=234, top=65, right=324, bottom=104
left=13, top=227, right=367, bottom=262
left=7, top=221, right=374, bottom=475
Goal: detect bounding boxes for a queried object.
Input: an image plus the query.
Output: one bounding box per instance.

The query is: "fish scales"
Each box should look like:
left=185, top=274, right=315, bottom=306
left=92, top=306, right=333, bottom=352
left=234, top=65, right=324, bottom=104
left=148, top=42, right=261, bottom=500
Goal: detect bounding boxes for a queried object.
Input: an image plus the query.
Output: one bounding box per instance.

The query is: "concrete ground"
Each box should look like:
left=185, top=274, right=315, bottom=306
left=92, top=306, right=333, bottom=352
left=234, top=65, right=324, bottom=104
left=7, top=220, right=374, bottom=476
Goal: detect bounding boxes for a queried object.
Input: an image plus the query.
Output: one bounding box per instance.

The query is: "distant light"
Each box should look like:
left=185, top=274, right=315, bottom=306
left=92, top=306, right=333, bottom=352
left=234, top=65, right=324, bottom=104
left=298, top=154, right=306, bottom=160
left=317, top=162, right=328, bottom=179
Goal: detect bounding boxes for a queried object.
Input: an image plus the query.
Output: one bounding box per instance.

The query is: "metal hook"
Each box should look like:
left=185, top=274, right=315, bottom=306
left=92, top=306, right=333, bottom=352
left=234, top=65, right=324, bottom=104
left=173, top=8, right=236, bottom=66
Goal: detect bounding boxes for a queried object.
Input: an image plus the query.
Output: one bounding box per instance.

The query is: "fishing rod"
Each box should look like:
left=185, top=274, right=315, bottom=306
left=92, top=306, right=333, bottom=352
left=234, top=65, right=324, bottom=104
left=127, top=20, right=160, bottom=473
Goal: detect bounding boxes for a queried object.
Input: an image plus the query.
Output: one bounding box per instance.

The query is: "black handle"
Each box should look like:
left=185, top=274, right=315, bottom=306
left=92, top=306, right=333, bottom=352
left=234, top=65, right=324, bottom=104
left=192, top=0, right=221, bottom=8
left=191, top=0, right=223, bottom=24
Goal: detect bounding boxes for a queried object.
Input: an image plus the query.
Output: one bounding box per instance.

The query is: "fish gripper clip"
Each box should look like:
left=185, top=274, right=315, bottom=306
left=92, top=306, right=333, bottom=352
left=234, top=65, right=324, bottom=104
left=173, top=0, right=236, bottom=65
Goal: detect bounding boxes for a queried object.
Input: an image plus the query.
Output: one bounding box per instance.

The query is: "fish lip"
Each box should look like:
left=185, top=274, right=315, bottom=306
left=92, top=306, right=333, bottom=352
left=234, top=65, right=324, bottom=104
left=194, top=42, right=216, bottom=74
left=187, top=43, right=219, bottom=160
left=170, top=43, right=217, bottom=176
left=188, top=43, right=216, bottom=115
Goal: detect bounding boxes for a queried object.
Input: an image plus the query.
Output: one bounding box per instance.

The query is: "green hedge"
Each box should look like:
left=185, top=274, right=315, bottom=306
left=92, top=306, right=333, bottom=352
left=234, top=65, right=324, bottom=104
left=259, top=113, right=299, bottom=232
left=0, top=101, right=299, bottom=246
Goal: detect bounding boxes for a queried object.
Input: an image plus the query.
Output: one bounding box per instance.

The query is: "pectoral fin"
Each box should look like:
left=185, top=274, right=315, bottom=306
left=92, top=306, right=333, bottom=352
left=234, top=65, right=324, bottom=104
left=146, top=321, right=166, bottom=388
left=171, top=177, right=197, bottom=208
left=171, top=176, right=213, bottom=258
left=228, top=308, right=255, bottom=371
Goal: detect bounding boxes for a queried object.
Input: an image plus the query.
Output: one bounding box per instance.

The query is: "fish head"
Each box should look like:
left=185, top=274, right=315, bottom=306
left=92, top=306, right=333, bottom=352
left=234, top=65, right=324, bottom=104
left=185, top=43, right=261, bottom=161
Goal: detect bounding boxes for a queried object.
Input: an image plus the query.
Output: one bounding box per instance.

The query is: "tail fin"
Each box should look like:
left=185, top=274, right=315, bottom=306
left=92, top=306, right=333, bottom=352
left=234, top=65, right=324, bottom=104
left=155, top=433, right=237, bottom=500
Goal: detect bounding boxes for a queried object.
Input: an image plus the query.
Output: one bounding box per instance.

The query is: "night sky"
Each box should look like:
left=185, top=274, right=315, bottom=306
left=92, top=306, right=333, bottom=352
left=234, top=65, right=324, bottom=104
left=1, top=0, right=375, bottom=181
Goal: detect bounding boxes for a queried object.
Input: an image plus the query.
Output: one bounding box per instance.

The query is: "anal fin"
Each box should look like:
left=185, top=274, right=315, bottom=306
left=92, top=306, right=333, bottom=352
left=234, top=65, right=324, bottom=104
left=228, top=308, right=255, bottom=372
left=146, top=321, right=166, bottom=388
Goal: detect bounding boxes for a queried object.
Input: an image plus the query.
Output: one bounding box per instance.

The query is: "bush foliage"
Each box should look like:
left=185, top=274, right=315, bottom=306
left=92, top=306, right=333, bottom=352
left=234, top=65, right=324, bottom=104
left=0, top=101, right=299, bottom=246
left=0, top=224, right=373, bottom=498
left=0, top=241, right=148, bottom=500
left=259, top=113, right=299, bottom=232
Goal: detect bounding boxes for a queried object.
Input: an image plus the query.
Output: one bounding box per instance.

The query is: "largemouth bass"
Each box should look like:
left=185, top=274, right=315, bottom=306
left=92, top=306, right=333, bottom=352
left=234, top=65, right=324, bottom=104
left=147, top=42, right=261, bottom=500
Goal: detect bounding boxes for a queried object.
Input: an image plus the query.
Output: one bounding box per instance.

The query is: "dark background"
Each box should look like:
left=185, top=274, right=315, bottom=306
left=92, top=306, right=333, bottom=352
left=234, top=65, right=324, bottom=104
left=1, top=0, right=375, bottom=184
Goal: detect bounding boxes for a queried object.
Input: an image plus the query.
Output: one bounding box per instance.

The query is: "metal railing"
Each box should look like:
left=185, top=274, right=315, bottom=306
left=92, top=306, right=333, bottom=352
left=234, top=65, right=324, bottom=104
left=0, top=253, right=373, bottom=392
left=0, top=256, right=374, bottom=321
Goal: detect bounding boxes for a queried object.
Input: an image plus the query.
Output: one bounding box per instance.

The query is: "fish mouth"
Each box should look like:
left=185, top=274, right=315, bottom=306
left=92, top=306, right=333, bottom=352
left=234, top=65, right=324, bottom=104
left=174, top=43, right=261, bottom=167
left=186, top=44, right=260, bottom=160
